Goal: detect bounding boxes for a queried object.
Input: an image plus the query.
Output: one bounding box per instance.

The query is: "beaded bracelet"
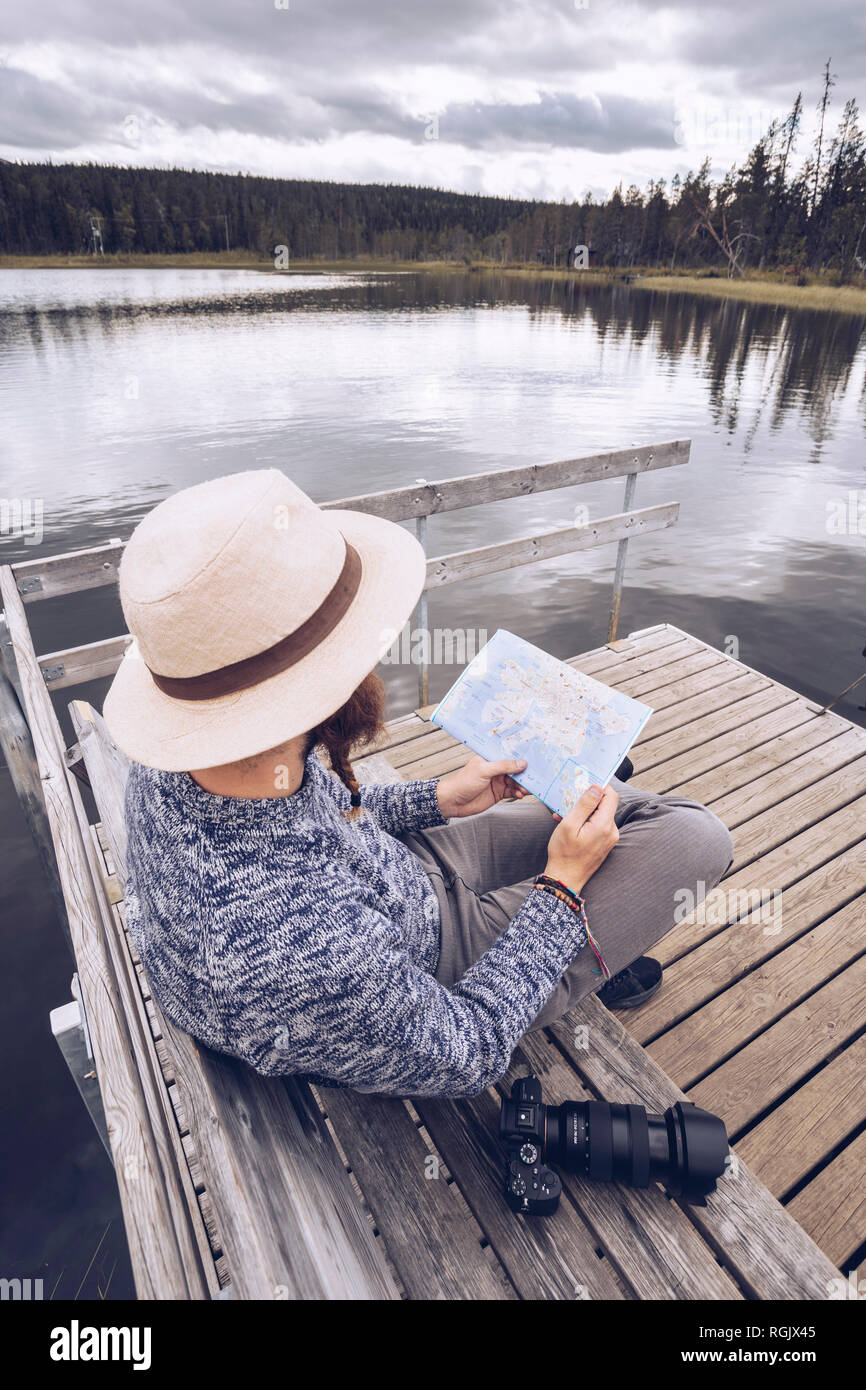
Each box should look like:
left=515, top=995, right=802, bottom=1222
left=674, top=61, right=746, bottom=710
left=532, top=874, right=611, bottom=981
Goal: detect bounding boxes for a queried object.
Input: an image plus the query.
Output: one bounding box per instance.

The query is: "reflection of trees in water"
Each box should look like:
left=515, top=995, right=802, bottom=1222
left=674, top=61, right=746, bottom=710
left=484, top=273, right=866, bottom=454
left=2, top=271, right=864, bottom=449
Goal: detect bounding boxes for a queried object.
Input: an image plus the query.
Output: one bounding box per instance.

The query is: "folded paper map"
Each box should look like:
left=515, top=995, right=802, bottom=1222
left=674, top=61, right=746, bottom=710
left=431, top=629, right=652, bottom=818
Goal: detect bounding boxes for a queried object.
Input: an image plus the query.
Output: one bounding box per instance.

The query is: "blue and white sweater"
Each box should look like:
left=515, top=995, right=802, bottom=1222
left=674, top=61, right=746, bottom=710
left=123, top=750, right=588, bottom=1098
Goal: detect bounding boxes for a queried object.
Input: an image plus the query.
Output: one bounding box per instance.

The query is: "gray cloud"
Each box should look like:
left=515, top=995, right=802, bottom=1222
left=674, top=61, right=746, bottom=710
left=638, top=0, right=865, bottom=88
left=0, top=65, right=110, bottom=149
left=432, top=92, right=678, bottom=152
left=0, top=0, right=863, bottom=188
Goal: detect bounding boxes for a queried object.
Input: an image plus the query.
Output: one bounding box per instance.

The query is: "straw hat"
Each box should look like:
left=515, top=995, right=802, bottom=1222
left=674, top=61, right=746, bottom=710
left=103, top=469, right=426, bottom=770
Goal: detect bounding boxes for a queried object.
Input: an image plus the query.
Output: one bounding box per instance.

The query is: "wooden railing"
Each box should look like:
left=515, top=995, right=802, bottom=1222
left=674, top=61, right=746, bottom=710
left=6, top=438, right=689, bottom=707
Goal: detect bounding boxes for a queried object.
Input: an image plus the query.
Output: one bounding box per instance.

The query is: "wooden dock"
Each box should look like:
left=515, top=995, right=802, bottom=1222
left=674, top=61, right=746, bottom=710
left=2, top=440, right=861, bottom=1299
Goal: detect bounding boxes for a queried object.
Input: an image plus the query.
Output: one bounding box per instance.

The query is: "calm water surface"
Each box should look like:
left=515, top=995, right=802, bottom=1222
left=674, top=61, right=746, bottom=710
left=1, top=267, right=864, bottom=1296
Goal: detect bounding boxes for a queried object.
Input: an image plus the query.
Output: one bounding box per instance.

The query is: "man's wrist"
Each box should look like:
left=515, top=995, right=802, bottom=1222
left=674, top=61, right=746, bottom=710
left=542, top=864, right=586, bottom=898
left=435, top=776, right=455, bottom=819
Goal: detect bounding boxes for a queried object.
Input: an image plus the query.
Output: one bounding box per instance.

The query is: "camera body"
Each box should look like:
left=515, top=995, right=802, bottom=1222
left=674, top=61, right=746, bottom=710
left=500, top=1075, right=563, bottom=1214
left=500, top=1074, right=730, bottom=1216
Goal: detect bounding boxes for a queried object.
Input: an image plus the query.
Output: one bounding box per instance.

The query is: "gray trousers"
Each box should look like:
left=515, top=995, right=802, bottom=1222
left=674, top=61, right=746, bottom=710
left=398, top=777, right=734, bottom=1029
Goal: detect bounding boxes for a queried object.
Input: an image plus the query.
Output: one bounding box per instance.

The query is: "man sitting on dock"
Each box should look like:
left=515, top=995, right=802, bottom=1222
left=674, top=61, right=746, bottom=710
left=103, top=470, right=733, bottom=1099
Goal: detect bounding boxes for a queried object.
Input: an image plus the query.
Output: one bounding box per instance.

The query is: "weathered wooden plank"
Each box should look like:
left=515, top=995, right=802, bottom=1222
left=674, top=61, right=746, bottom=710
left=319, top=1087, right=516, bottom=1300
left=546, top=998, right=841, bottom=1299
left=730, top=752, right=866, bottom=868
left=425, top=504, right=679, bottom=590
left=394, top=743, right=473, bottom=781
left=646, top=894, right=866, bottom=1085
left=80, top=818, right=223, bottom=1298
left=197, top=1190, right=222, bottom=1258
left=173, top=1031, right=403, bottom=1299
left=326, top=440, right=690, bottom=521
left=153, top=1035, right=175, bottom=1088
left=735, top=1033, right=866, bottom=1196
left=87, top=821, right=216, bottom=1250
left=12, top=540, right=124, bottom=603
left=76, top=702, right=401, bottom=1301
left=40, top=635, right=132, bottom=690
left=628, top=847, right=866, bottom=1044
left=182, top=1133, right=205, bottom=1191
left=708, top=728, right=865, bottom=828
left=651, top=794, right=866, bottom=967
left=594, top=645, right=725, bottom=698
left=643, top=700, right=821, bottom=792
left=368, top=714, right=436, bottom=755
left=571, top=627, right=693, bottom=677
left=168, top=1082, right=188, bottom=1137
left=623, top=623, right=672, bottom=638
left=0, top=565, right=204, bottom=1300
left=71, top=703, right=133, bottom=873
left=786, top=1129, right=866, bottom=1269
left=689, top=952, right=866, bottom=1132
left=571, top=638, right=697, bottom=688
left=670, top=711, right=854, bottom=805
left=633, top=685, right=796, bottom=775
left=386, top=728, right=459, bottom=769
left=629, top=669, right=763, bottom=734
left=633, top=672, right=768, bottom=747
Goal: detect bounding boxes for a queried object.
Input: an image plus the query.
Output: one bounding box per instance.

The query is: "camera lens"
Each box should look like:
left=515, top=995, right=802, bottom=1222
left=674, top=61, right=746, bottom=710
left=546, top=1097, right=728, bottom=1201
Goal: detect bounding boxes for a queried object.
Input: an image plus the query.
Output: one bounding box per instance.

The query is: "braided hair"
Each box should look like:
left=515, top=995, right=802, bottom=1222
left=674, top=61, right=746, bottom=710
left=306, top=670, right=387, bottom=820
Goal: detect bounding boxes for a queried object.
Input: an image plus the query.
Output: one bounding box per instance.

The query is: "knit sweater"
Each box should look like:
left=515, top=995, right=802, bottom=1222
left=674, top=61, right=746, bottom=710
left=123, top=749, right=589, bottom=1098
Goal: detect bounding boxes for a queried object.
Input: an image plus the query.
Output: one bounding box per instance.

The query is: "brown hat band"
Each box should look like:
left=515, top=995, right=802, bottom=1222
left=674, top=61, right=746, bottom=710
left=148, top=539, right=363, bottom=702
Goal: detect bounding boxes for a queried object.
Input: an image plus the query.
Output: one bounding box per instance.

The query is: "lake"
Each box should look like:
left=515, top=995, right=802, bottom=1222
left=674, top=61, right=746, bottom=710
left=1, top=265, right=864, bottom=1297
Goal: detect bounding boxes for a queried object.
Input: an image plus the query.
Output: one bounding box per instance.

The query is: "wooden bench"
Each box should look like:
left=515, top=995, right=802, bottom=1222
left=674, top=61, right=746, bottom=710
left=61, top=689, right=841, bottom=1300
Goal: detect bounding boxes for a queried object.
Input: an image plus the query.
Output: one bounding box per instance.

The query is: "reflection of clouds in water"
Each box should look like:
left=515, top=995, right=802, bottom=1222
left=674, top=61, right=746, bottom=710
left=0, top=268, right=378, bottom=314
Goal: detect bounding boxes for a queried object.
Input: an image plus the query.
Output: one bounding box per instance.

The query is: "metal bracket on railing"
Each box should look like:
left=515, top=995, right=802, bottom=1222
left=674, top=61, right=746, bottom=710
left=0, top=613, right=19, bottom=696
left=42, top=663, right=65, bottom=684
left=71, top=972, right=94, bottom=1060
left=16, top=576, right=43, bottom=595
left=50, top=977, right=110, bottom=1157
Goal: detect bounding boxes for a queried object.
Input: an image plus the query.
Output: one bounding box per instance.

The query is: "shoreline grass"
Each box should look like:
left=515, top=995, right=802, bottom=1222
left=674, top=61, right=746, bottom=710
left=629, top=272, right=866, bottom=315
left=2, top=251, right=865, bottom=315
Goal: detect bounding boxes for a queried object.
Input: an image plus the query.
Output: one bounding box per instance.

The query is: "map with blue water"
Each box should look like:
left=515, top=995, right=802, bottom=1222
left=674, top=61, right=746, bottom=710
left=431, top=629, right=652, bottom=817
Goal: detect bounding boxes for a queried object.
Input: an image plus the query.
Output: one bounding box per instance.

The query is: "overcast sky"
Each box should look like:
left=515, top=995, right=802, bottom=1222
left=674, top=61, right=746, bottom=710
left=1, top=0, right=864, bottom=200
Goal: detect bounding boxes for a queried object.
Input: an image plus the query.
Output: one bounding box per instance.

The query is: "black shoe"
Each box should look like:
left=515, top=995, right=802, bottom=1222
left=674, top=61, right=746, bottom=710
left=614, top=755, right=634, bottom=782
left=597, top=956, right=662, bottom=1009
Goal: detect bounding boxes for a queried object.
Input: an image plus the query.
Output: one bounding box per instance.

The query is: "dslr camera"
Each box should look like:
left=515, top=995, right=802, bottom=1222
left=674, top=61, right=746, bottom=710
left=500, top=1074, right=729, bottom=1215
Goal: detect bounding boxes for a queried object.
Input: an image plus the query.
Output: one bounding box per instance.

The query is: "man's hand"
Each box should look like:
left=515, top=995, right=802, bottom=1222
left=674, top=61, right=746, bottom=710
left=544, top=784, right=619, bottom=897
left=436, top=755, right=530, bottom=819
